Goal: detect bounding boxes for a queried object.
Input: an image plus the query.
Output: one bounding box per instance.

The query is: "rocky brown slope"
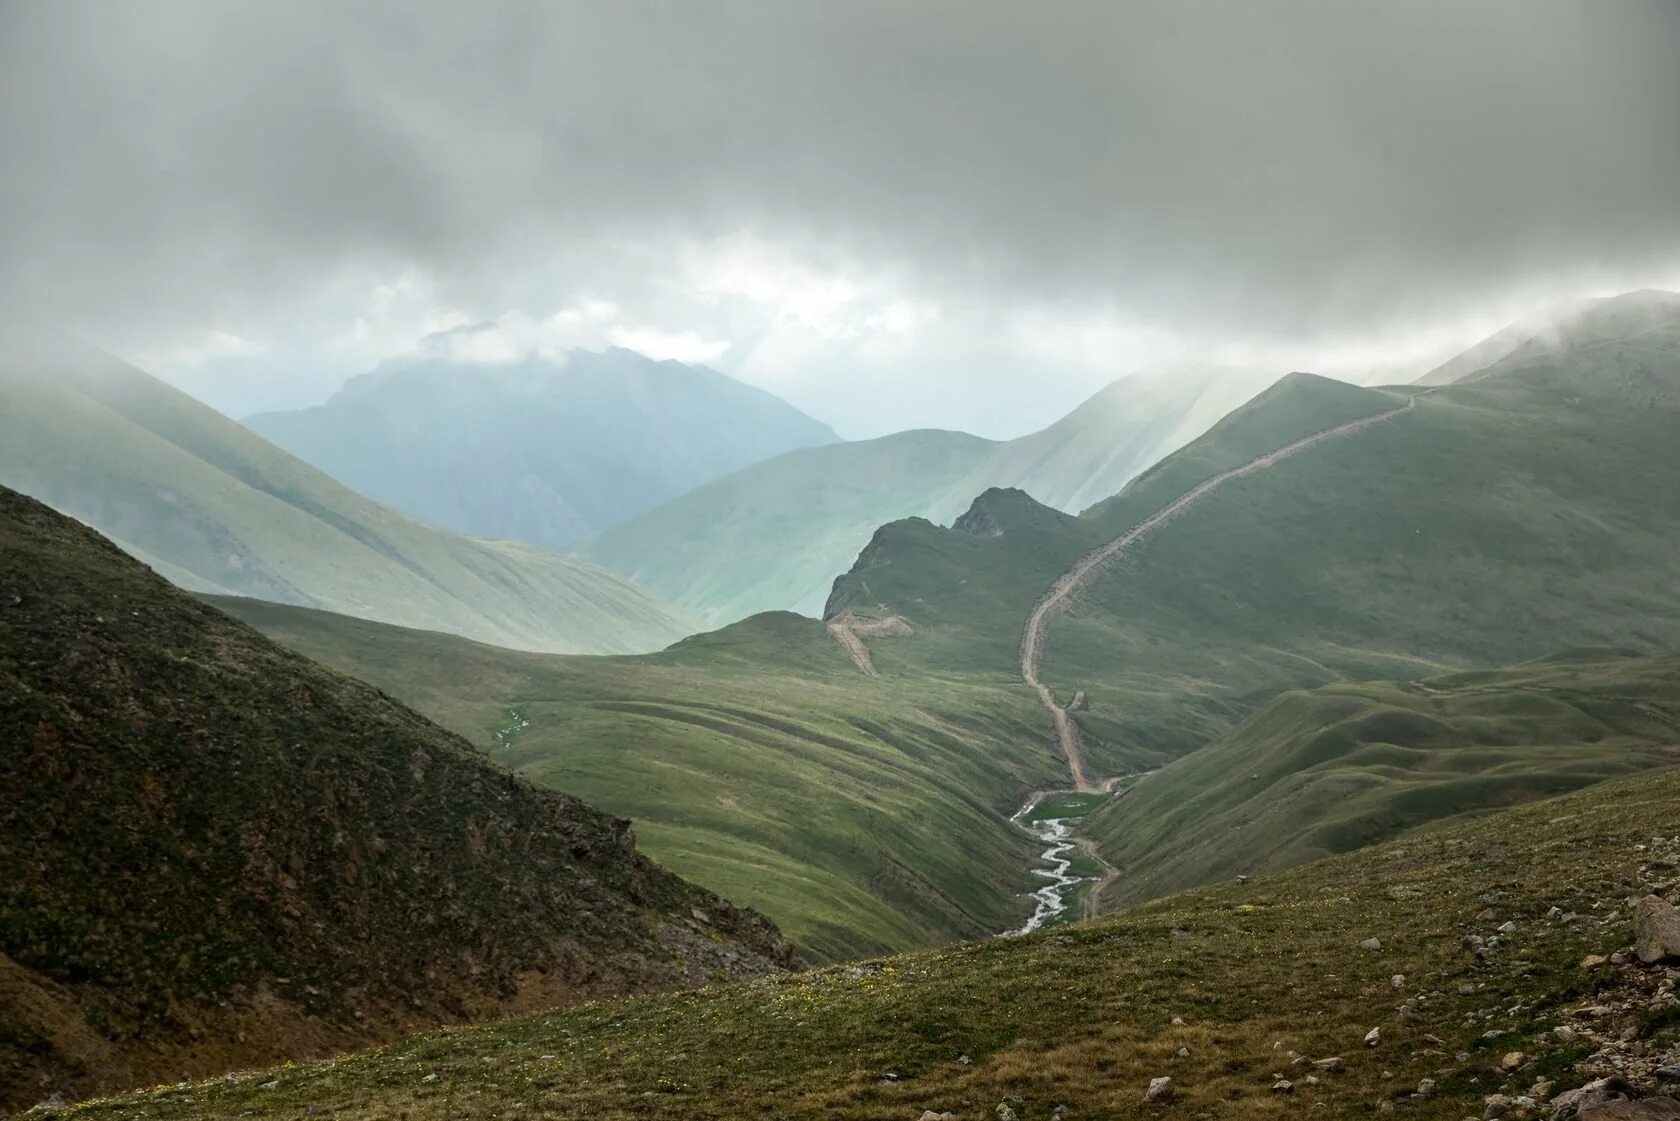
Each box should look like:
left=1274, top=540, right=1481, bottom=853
left=0, top=486, right=796, bottom=1110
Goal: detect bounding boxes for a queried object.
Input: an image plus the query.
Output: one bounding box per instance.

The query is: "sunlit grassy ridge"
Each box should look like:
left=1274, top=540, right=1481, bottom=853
left=57, top=767, right=1680, bottom=1120
left=0, top=337, right=698, bottom=655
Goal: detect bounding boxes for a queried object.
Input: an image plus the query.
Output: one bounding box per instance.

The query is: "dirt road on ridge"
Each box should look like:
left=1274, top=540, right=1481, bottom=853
left=1018, top=391, right=1422, bottom=792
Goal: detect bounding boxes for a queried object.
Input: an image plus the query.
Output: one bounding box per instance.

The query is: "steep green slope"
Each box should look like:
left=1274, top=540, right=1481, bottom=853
left=245, top=346, right=838, bottom=550
left=577, top=366, right=1264, bottom=624
left=0, top=486, right=794, bottom=1111
left=209, top=597, right=1056, bottom=963
left=61, top=766, right=1680, bottom=1120
left=1087, top=647, right=1680, bottom=907
left=576, top=429, right=997, bottom=625
left=825, top=292, right=1680, bottom=777
left=1417, top=289, right=1680, bottom=387
left=0, top=335, right=699, bottom=654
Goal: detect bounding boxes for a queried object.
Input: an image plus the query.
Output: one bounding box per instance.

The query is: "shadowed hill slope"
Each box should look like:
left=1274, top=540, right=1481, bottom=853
left=0, top=487, right=794, bottom=1111
left=0, top=336, right=699, bottom=655
left=57, top=764, right=1680, bottom=1120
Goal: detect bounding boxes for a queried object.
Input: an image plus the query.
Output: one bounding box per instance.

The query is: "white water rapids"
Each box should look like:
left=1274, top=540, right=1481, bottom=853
left=1004, top=805, right=1082, bottom=936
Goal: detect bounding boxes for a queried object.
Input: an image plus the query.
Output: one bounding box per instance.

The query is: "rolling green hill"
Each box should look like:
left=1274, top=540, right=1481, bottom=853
left=245, top=345, right=838, bottom=550
left=577, top=365, right=1266, bottom=624
left=55, top=763, right=1680, bottom=1120
left=826, top=291, right=1680, bottom=778
left=0, top=334, right=699, bottom=654
left=211, top=291, right=1680, bottom=966
left=1086, top=646, right=1680, bottom=908
left=0, top=486, right=795, bottom=1111
left=208, top=596, right=1058, bottom=963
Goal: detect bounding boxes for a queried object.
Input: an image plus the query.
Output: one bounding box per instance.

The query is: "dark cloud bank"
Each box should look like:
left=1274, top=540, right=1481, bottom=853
left=3, top=0, right=1678, bottom=354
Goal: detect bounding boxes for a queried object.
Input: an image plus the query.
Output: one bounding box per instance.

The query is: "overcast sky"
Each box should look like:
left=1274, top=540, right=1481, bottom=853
left=4, top=1, right=1678, bottom=438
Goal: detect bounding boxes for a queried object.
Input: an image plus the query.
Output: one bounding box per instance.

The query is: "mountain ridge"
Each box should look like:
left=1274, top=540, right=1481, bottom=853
left=0, top=334, right=700, bottom=654
left=578, top=363, right=1273, bottom=624
left=245, top=346, right=839, bottom=550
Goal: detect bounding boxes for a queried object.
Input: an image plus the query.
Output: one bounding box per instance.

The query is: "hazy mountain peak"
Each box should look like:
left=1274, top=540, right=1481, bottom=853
left=245, top=348, right=838, bottom=548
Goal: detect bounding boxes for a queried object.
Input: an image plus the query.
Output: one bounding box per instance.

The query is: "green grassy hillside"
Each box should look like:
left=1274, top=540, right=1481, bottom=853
left=245, top=347, right=838, bottom=550
left=57, top=764, right=1680, bottom=1120
left=825, top=292, right=1680, bottom=777
left=0, top=487, right=794, bottom=1111
left=0, top=335, right=698, bottom=654
left=1087, top=647, right=1680, bottom=907
left=215, top=293, right=1680, bottom=963
left=576, top=428, right=997, bottom=625
left=209, top=597, right=1057, bottom=963
left=577, top=365, right=1265, bottom=624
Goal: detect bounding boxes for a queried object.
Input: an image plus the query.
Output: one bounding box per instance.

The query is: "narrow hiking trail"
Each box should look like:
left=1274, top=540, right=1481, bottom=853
left=1019, top=390, right=1422, bottom=793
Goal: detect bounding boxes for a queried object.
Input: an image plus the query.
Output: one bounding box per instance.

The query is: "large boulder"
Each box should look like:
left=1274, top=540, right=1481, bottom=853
left=1633, top=895, right=1680, bottom=963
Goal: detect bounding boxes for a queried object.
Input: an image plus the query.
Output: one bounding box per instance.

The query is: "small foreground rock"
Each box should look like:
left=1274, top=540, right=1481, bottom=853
left=1145, top=1076, right=1174, bottom=1103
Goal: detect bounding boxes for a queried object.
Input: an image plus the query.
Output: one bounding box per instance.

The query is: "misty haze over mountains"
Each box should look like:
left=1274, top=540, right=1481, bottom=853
left=245, top=344, right=839, bottom=549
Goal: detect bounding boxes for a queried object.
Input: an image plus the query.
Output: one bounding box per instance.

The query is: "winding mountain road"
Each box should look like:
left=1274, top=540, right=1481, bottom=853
left=1019, top=390, right=1421, bottom=791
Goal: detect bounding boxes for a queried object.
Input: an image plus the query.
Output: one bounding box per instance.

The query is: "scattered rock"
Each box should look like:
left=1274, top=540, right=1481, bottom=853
left=1573, top=1102, right=1680, bottom=1120
left=1582, top=954, right=1609, bottom=969
left=1499, top=920, right=1518, bottom=933
left=1313, top=1056, right=1347, bottom=1073
left=1176, top=1046, right=1190, bottom=1058
left=1360, top=937, right=1384, bottom=950
left=1502, top=1051, right=1527, bottom=1072
left=1548, top=1077, right=1629, bottom=1118
left=1418, top=1077, right=1438, bottom=1096
left=1271, top=1079, right=1294, bottom=1093
left=1634, top=895, right=1680, bottom=963
left=421, top=1073, right=440, bottom=1084
left=1365, top=1026, right=1382, bottom=1047
left=1485, top=1093, right=1513, bottom=1118
left=1145, top=1076, right=1174, bottom=1103
left=996, top=1105, right=1019, bottom=1121
left=1171, top=1016, right=1186, bottom=1026
left=1391, top=973, right=1406, bottom=989
left=919, top=1113, right=959, bottom=1121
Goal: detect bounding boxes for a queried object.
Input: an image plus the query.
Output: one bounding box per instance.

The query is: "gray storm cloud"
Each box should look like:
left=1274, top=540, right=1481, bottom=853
left=3, top=0, right=1679, bottom=362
